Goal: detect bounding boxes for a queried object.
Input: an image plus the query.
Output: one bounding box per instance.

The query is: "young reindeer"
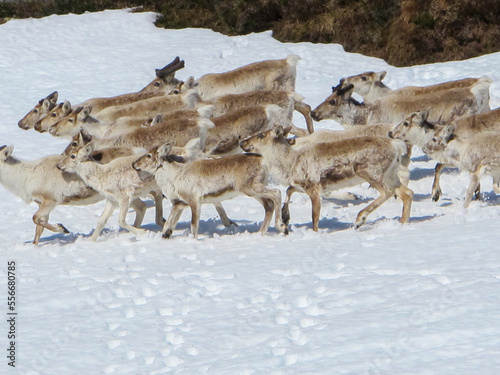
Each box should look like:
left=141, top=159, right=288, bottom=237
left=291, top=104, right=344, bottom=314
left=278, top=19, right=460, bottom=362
left=0, top=145, right=102, bottom=244
left=240, top=126, right=413, bottom=231
left=311, top=82, right=490, bottom=128
left=132, top=143, right=289, bottom=239
left=338, top=71, right=491, bottom=105
left=171, top=55, right=300, bottom=100
left=389, top=109, right=500, bottom=201
left=18, top=91, right=58, bottom=130
left=422, top=127, right=500, bottom=209
left=56, top=143, right=164, bottom=241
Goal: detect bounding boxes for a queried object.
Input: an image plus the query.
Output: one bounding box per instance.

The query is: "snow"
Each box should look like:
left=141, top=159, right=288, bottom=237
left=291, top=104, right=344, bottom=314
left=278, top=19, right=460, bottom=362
left=0, top=9, right=500, bottom=375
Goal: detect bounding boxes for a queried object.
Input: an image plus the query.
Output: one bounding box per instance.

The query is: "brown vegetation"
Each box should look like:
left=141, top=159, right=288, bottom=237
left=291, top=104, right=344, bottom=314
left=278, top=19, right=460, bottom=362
left=1, top=0, right=500, bottom=66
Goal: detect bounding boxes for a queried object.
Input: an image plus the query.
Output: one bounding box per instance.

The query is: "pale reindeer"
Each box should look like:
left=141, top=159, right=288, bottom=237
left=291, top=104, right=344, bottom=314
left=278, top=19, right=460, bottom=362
left=132, top=143, right=289, bottom=239
left=388, top=109, right=500, bottom=201
left=289, top=124, right=410, bottom=187
left=338, top=71, right=491, bottom=105
left=56, top=143, right=165, bottom=241
left=25, top=57, right=186, bottom=131
left=240, top=126, right=413, bottom=231
left=421, top=126, right=500, bottom=209
left=18, top=91, right=58, bottom=130
left=311, top=82, right=491, bottom=128
left=0, top=145, right=157, bottom=245
left=63, top=132, right=240, bottom=229
left=170, top=55, right=300, bottom=100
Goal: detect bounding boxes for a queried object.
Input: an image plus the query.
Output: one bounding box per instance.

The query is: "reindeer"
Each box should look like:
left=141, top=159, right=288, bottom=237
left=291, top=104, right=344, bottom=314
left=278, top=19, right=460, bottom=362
left=18, top=91, right=58, bottom=130
left=56, top=143, right=166, bottom=241
left=389, top=109, right=500, bottom=201
left=49, top=90, right=198, bottom=138
left=34, top=101, right=72, bottom=133
left=204, top=105, right=299, bottom=155
left=311, top=82, right=491, bottom=128
left=170, top=55, right=300, bottom=100
left=50, top=103, right=212, bottom=140
left=26, top=57, right=186, bottom=131
left=199, top=90, right=312, bottom=135
left=421, top=126, right=500, bottom=209
left=132, top=143, right=288, bottom=239
left=240, top=126, right=413, bottom=231
left=338, top=71, right=491, bottom=105
left=63, top=132, right=240, bottom=229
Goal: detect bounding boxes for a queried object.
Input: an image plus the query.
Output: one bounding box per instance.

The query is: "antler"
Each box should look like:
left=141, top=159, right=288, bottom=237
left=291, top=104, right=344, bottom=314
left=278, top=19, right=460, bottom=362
left=155, top=57, right=185, bottom=79
left=335, top=83, right=354, bottom=96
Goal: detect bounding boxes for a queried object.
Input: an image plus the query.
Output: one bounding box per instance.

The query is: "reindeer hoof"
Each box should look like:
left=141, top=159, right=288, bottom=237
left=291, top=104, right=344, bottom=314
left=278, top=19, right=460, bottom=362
left=162, top=230, right=172, bottom=239
left=284, top=227, right=289, bottom=236
left=58, top=224, right=70, bottom=233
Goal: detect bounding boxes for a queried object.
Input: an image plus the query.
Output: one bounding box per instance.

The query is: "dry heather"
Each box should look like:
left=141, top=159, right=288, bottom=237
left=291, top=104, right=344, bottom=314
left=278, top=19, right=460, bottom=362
left=1, top=0, right=499, bottom=66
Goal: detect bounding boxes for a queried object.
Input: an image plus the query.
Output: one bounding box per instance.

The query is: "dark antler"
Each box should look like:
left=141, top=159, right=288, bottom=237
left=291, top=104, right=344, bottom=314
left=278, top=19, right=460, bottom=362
left=155, top=57, right=185, bottom=79
left=336, top=83, right=354, bottom=96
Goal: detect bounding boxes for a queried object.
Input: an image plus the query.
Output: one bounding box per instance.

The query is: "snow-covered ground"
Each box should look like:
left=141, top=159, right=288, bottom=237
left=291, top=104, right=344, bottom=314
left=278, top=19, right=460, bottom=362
left=1, top=9, right=500, bottom=375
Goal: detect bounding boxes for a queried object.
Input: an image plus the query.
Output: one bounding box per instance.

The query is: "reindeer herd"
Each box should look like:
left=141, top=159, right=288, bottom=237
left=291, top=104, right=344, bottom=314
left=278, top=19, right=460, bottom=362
left=3, top=54, right=499, bottom=245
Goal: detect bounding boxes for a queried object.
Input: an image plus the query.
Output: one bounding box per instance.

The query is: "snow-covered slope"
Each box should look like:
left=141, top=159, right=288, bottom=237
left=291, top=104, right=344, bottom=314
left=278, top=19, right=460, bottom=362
left=0, top=9, right=499, bottom=375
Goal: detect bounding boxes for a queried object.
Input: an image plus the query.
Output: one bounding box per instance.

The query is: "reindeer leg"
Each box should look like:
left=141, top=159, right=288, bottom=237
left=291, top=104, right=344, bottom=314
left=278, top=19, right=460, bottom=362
left=119, top=196, right=146, bottom=236
left=395, top=185, right=414, bottom=224
left=151, top=190, right=165, bottom=227
left=213, top=203, right=238, bottom=227
left=32, top=200, right=69, bottom=245
left=130, top=198, right=147, bottom=228
left=464, top=168, right=483, bottom=209
left=189, top=199, right=201, bottom=239
left=431, top=163, right=445, bottom=202
left=282, top=185, right=301, bottom=227
left=91, top=200, right=117, bottom=241
left=293, top=101, right=314, bottom=134
left=355, top=189, right=391, bottom=229
left=162, top=200, right=186, bottom=239
left=304, top=185, right=321, bottom=231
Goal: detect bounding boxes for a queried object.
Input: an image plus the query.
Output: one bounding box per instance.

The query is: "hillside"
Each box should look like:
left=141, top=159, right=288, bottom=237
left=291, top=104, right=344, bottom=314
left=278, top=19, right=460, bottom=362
left=1, top=0, right=500, bottom=66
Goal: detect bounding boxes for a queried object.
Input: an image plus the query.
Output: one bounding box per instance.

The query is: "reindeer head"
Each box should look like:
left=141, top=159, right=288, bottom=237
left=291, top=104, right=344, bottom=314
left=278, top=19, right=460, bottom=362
left=310, top=83, right=356, bottom=122
left=34, top=101, right=72, bottom=133
left=339, top=71, right=387, bottom=98
left=57, top=143, right=93, bottom=173
left=240, top=126, right=290, bottom=154
left=18, top=91, right=58, bottom=130
left=49, top=106, right=95, bottom=137
left=388, top=109, right=435, bottom=142
left=141, top=57, right=185, bottom=94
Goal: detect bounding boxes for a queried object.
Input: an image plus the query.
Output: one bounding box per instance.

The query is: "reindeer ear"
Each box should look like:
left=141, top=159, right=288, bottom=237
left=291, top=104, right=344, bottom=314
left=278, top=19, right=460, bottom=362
left=83, top=142, right=94, bottom=156
left=274, top=125, right=284, bottom=137
left=158, top=143, right=172, bottom=158
left=377, top=71, right=387, bottom=81
left=0, top=145, right=14, bottom=160
left=419, top=108, right=430, bottom=121
left=151, top=115, right=162, bottom=126
left=47, top=91, right=58, bottom=102
left=42, top=98, right=52, bottom=111
left=62, top=101, right=72, bottom=113
left=185, top=76, right=196, bottom=89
